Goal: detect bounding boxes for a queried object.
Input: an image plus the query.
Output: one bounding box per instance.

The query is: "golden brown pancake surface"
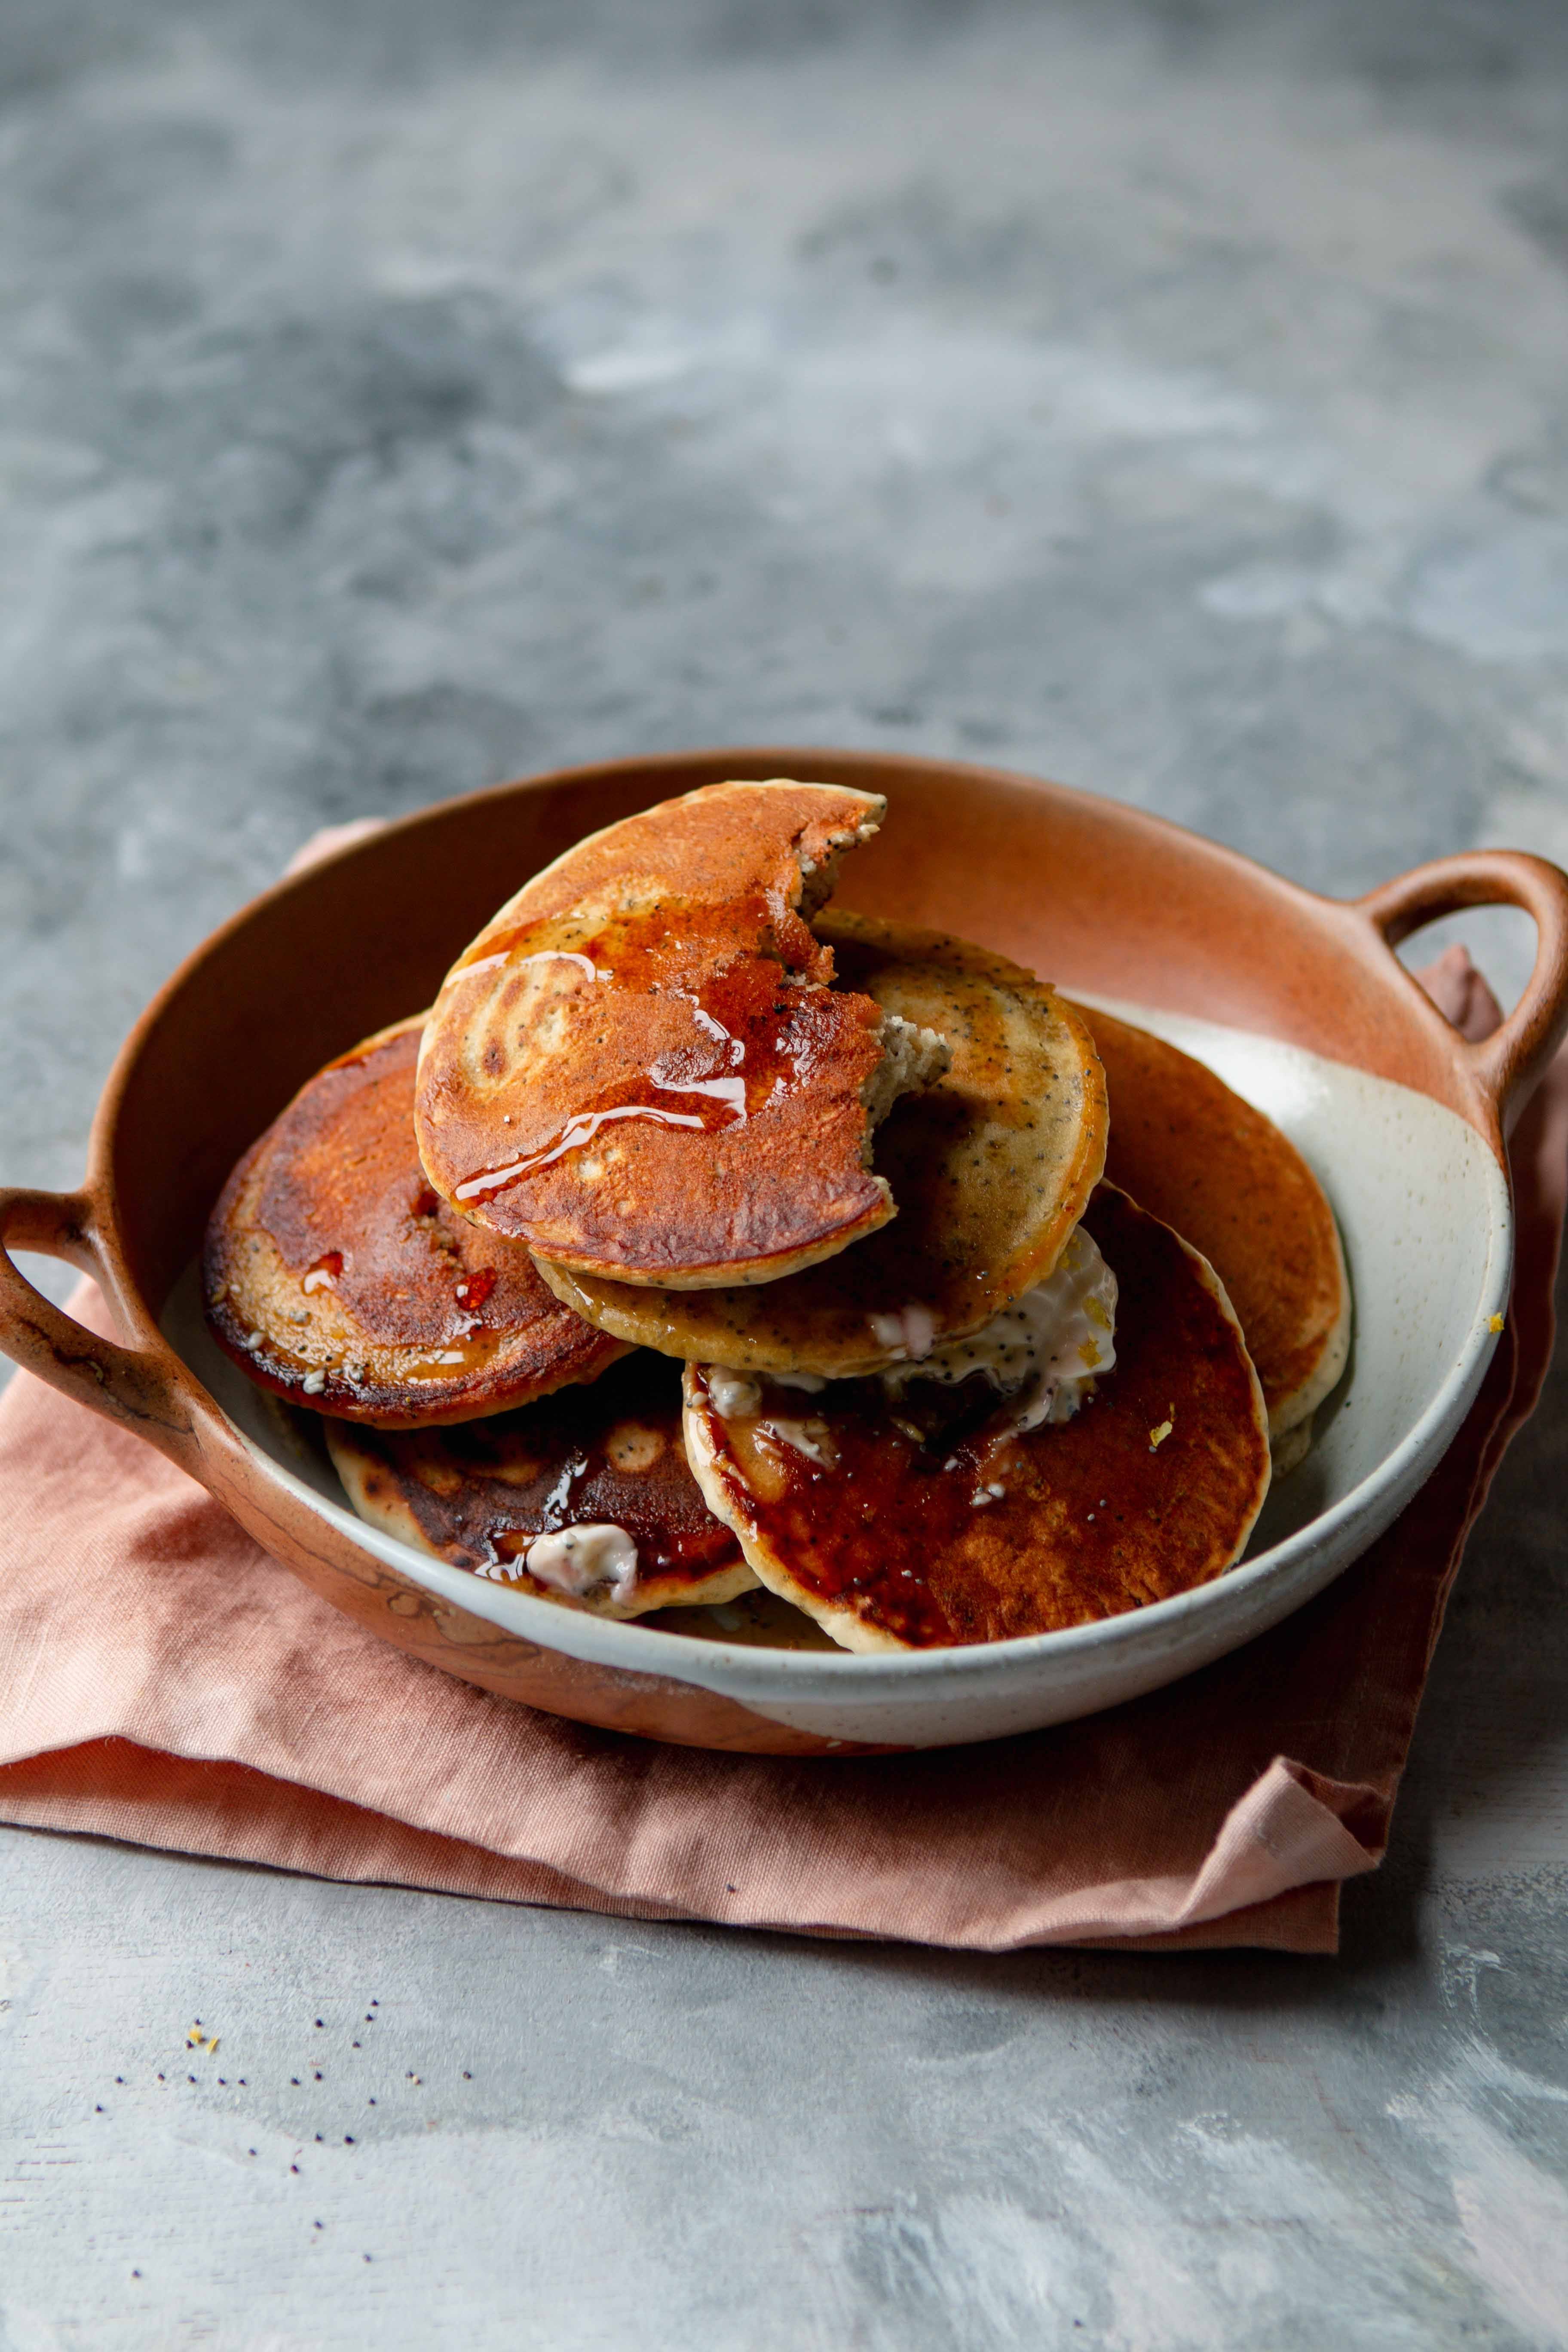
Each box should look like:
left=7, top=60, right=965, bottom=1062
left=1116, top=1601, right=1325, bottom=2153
left=685, top=1185, right=1270, bottom=1651
left=538, top=916, right=1109, bottom=1377
left=327, top=1349, right=755, bottom=1618
left=1072, top=1004, right=1349, bottom=1439
left=413, top=780, right=929, bottom=1289
left=205, top=1016, right=627, bottom=1426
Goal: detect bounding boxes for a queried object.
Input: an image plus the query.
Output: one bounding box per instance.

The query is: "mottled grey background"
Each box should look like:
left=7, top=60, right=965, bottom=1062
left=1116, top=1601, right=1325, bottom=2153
left=2, top=3, right=1567, bottom=2346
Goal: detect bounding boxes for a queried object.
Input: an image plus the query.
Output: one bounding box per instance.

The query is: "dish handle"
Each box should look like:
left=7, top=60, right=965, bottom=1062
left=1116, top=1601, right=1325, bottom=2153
left=0, top=1185, right=200, bottom=1472
left=1356, top=849, right=1568, bottom=1129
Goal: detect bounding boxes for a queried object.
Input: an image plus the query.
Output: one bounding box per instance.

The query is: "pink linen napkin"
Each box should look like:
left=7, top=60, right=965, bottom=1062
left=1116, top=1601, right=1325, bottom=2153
left=0, top=946, right=1560, bottom=1954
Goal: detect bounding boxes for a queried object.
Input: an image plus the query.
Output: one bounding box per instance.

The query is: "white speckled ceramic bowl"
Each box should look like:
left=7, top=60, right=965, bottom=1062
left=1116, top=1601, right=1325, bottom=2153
left=3, top=749, right=1566, bottom=1752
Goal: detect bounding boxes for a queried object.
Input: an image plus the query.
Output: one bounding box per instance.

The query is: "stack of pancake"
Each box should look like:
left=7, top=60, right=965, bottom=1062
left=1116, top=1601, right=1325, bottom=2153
left=205, top=780, right=1349, bottom=1652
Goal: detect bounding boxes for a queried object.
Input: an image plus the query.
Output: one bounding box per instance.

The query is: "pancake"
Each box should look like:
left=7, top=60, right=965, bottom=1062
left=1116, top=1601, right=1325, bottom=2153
left=536, top=916, right=1109, bottom=1378
left=414, top=780, right=950, bottom=1289
left=684, top=1184, right=1271, bottom=1652
left=1071, top=1004, right=1350, bottom=1450
left=205, top=1016, right=627, bottom=1427
left=326, top=1349, right=756, bottom=1618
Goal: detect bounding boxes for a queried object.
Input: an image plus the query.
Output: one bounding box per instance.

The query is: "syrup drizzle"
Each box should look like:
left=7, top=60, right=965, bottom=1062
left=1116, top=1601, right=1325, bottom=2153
left=452, top=943, right=815, bottom=1201
left=455, top=1102, right=714, bottom=1199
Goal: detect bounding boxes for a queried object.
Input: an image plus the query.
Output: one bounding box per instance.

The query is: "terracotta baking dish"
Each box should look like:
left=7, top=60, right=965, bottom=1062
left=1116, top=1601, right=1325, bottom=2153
left=3, top=749, right=1567, bottom=1754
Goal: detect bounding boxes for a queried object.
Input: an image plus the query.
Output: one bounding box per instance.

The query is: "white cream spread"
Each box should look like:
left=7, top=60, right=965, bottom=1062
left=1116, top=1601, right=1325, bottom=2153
left=705, top=1366, right=827, bottom=1420
left=760, top=1418, right=832, bottom=1464
left=868, top=1303, right=937, bottom=1361
left=881, top=1225, right=1118, bottom=1430
left=705, top=1366, right=763, bottom=1419
left=524, top=1523, right=640, bottom=1606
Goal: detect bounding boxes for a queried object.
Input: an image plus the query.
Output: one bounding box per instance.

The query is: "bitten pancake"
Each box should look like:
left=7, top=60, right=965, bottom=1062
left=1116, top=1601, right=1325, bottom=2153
left=414, top=781, right=949, bottom=1289
left=205, top=1016, right=627, bottom=1427
left=1071, top=1005, right=1350, bottom=1452
left=537, top=916, right=1109, bottom=1378
left=685, top=1185, right=1270, bottom=1652
left=326, top=1350, right=756, bottom=1619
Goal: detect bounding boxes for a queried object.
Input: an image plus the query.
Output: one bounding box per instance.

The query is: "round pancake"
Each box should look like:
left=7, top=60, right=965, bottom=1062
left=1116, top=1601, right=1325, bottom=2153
left=414, top=779, right=938, bottom=1289
left=1070, top=1004, right=1350, bottom=1444
left=205, top=1016, right=627, bottom=1427
left=537, top=915, right=1109, bottom=1378
left=684, top=1185, right=1271, bottom=1652
left=326, top=1350, right=756, bottom=1619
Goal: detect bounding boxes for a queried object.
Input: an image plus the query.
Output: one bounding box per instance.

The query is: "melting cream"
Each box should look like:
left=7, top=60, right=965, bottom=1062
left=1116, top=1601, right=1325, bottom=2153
left=706, top=1366, right=762, bottom=1419
left=760, top=1418, right=832, bottom=1464
left=867, top=1304, right=937, bottom=1361
left=524, top=1523, right=639, bottom=1605
left=882, top=1224, right=1118, bottom=1430
left=705, top=1366, right=828, bottom=1420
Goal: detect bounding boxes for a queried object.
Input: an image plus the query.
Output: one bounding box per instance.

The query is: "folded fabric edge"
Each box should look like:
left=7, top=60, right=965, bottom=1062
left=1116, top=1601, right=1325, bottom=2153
left=0, top=1738, right=1376, bottom=1954
left=1073, top=1881, right=1341, bottom=1955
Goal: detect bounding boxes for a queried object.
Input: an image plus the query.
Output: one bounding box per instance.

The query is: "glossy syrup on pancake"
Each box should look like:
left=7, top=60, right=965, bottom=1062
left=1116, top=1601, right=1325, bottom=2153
left=205, top=1017, right=626, bottom=1426
left=1072, top=1004, right=1350, bottom=1446
left=537, top=917, right=1109, bottom=1377
left=415, top=781, right=947, bottom=1288
left=326, top=1350, right=755, bottom=1619
left=685, top=1186, right=1271, bottom=1651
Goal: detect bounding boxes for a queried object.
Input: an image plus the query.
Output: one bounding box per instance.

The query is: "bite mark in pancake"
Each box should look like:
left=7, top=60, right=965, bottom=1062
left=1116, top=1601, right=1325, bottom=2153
left=1072, top=1004, right=1351, bottom=1443
left=415, top=781, right=949, bottom=1288
left=326, top=1350, right=756, bottom=1618
left=684, top=1185, right=1271, bottom=1651
left=537, top=916, right=1109, bottom=1377
left=204, top=1016, right=627, bottom=1426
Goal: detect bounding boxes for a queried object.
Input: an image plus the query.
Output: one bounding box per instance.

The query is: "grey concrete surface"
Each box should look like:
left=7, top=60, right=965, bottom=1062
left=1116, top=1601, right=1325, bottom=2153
left=1, top=2, right=1567, bottom=2344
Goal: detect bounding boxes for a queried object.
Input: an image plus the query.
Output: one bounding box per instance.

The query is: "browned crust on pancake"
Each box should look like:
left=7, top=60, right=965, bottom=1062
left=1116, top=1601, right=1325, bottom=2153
left=414, top=780, right=910, bottom=1287
left=536, top=916, right=1109, bottom=1376
left=685, top=1184, right=1271, bottom=1651
left=325, top=1350, right=756, bottom=1618
left=1072, top=1005, right=1350, bottom=1437
left=204, top=1016, right=628, bottom=1426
